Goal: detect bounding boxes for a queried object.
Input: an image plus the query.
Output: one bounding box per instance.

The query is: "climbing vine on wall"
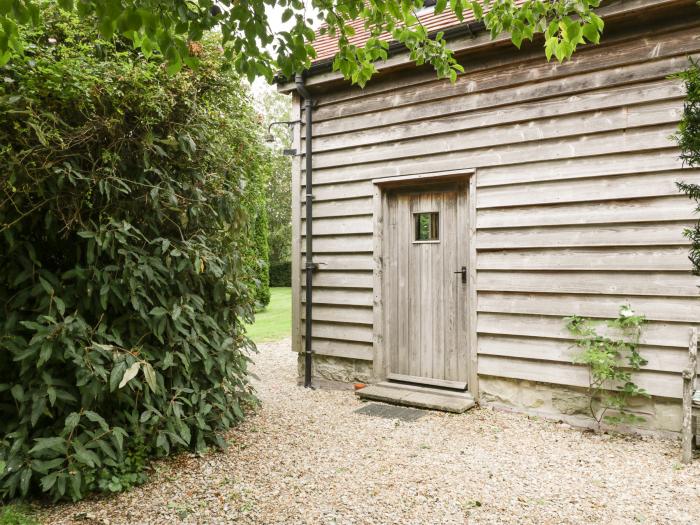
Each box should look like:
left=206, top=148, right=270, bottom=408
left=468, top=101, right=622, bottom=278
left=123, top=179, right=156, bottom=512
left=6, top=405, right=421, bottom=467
left=565, top=306, right=648, bottom=431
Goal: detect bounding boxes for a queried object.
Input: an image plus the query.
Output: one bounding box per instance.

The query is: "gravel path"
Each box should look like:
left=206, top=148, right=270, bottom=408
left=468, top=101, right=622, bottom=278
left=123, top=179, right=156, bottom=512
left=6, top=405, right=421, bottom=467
left=43, top=338, right=700, bottom=524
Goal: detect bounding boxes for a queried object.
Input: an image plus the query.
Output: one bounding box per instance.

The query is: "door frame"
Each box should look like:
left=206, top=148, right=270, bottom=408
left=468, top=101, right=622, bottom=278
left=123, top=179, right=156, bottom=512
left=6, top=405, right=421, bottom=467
left=371, top=168, right=478, bottom=397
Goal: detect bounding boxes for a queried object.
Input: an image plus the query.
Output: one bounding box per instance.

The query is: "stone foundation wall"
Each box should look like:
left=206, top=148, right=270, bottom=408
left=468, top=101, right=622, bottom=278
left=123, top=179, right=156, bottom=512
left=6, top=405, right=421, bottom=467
left=296, top=357, right=686, bottom=435
left=297, top=354, right=372, bottom=389
left=479, top=375, right=683, bottom=435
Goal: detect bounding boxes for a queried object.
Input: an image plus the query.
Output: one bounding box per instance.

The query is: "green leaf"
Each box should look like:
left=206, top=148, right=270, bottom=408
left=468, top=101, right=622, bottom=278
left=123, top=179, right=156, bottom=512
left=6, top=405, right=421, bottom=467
left=29, top=436, right=66, bottom=455
left=20, top=468, right=31, bottom=495
left=10, top=384, right=24, bottom=402
left=72, top=441, right=101, bottom=467
left=41, top=472, right=59, bottom=492
left=109, top=361, right=127, bottom=392
left=165, top=45, right=182, bottom=75
left=0, top=0, right=12, bottom=16
left=84, top=410, right=109, bottom=431
left=64, top=412, right=80, bottom=432
left=142, top=362, right=157, bottom=392
left=581, top=23, right=600, bottom=44
left=99, top=17, right=115, bottom=39
left=150, top=306, right=168, bottom=317
left=118, top=361, right=141, bottom=389
left=54, top=296, right=66, bottom=316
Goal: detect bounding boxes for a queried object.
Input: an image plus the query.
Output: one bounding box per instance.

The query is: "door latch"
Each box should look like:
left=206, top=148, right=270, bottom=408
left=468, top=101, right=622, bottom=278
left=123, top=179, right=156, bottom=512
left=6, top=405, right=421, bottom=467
left=453, top=266, right=467, bottom=284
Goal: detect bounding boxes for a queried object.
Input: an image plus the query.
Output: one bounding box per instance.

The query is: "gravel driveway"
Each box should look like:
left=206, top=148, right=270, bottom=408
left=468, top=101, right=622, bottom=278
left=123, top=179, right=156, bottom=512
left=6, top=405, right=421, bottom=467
left=44, top=338, right=700, bottom=525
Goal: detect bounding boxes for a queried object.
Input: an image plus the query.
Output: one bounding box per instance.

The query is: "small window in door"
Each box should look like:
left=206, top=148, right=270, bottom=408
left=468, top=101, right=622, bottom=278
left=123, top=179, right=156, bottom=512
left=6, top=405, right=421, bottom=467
left=414, top=212, right=439, bottom=242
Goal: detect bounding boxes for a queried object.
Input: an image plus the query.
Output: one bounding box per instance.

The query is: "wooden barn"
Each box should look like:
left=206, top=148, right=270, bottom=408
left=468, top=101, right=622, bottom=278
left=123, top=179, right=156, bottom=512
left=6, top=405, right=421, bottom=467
left=277, top=0, right=700, bottom=433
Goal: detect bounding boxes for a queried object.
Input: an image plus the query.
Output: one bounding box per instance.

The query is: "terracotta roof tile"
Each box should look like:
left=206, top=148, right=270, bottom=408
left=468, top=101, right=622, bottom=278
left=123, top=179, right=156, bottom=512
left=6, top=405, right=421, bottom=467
left=312, top=1, right=526, bottom=62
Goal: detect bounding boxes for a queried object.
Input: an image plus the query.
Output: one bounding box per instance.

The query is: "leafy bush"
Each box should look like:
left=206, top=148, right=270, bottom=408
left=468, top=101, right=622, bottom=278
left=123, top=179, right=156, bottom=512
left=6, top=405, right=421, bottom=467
left=0, top=6, right=267, bottom=501
left=675, top=59, right=700, bottom=274
left=269, top=261, right=292, bottom=287
left=565, top=306, right=649, bottom=430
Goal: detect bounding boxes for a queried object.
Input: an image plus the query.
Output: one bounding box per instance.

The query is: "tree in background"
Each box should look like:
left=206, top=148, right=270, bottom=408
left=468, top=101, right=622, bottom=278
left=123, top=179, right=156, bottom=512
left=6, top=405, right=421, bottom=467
left=257, top=86, right=293, bottom=287
left=0, top=5, right=269, bottom=501
left=242, top=145, right=272, bottom=307
left=676, top=60, right=700, bottom=274
left=262, top=89, right=293, bottom=267
left=0, top=1, right=605, bottom=86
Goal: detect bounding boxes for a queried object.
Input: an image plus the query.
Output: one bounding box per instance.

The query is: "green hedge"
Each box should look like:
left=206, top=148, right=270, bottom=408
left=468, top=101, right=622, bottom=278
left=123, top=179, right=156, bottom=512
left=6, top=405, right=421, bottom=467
left=269, top=261, right=292, bottom=287
left=0, top=7, right=267, bottom=501
left=676, top=60, right=700, bottom=274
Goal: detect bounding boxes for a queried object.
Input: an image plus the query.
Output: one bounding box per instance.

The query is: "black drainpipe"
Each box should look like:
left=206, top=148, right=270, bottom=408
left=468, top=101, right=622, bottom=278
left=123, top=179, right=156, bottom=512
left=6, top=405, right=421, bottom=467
left=295, top=73, right=315, bottom=388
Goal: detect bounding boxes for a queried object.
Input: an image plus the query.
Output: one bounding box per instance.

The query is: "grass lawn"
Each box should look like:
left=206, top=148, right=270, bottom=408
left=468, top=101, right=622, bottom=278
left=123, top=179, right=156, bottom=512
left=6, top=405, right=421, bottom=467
left=0, top=504, right=38, bottom=525
left=246, top=287, right=292, bottom=343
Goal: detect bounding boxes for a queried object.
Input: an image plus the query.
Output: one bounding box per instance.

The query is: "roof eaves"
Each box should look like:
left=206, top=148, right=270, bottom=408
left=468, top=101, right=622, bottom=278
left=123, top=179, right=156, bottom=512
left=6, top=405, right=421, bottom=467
left=274, top=19, right=486, bottom=85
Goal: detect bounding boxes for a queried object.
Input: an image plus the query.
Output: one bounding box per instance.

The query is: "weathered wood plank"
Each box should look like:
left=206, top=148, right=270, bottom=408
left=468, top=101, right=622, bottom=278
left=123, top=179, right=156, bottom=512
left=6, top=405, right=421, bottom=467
left=301, top=305, right=374, bottom=325
left=477, top=270, right=700, bottom=297
left=301, top=321, right=373, bottom=343
left=477, top=312, right=694, bottom=348
left=477, top=170, right=700, bottom=209
left=372, top=184, right=387, bottom=381
left=309, top=105, right=680, bottom=171
left=477, top=292, right=700, bottom=323
left=476, top=222, right=693, bottom=250
left=310, top=253, right=374, bottom=271
left=477, top=355, right=682, bottom=398
left=477, top=148, right=684, bottom=188
left=681, top=328, right=698, bottom=462
left=478, top=334, right=689, bottom=373
left=307, top=125, right=678, bottom=182
left=302, top=180, right=372, bottom=201
left=468, top=174, right=479, bottom=396
left=396, top=191, right=409, bottom=376
left=477, top=247, right=693, bottom=272
left=301, top=235, right=373, bottom=254
left=301, top=215, right=373, bottom=235
left=302, top=198, right=373, bottom=218
left=299, top=338, right=374, bottom=361
left=310, top=81, right=684, bottom=154
left=307, top=55, right=691, bottom=141
left=477, top=195, right=694, bottom=229
left=302, top=287, right=373, bottom=306
left=301, top=270, right=373, bottom=288
left=307, top=25, right=700, bottom=126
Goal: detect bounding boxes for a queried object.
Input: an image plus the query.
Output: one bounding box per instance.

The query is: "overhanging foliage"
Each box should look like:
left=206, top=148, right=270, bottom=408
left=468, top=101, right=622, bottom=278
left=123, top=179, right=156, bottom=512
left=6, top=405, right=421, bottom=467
left=0, top=1, right=605, bottom=86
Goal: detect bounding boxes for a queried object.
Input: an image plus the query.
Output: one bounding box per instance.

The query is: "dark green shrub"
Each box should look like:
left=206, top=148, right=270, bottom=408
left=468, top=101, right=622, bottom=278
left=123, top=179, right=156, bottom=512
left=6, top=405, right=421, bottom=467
left=676, top=59, right=700, bottom=274
left=0, top=6, right=266, bottom=501
left=246, top=187, right=271, bottom=307
left=269, top=261, right=292, bottom=287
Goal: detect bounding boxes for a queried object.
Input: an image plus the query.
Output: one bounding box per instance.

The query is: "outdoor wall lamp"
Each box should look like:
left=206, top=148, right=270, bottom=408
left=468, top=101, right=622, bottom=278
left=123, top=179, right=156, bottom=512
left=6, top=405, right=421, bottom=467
left=265, top=120, right=300, bottom=156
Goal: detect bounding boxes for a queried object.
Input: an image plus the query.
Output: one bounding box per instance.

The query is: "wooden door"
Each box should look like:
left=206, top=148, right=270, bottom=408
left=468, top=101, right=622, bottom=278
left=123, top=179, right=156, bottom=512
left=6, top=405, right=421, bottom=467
left=383, top=181, right=469, bottom=390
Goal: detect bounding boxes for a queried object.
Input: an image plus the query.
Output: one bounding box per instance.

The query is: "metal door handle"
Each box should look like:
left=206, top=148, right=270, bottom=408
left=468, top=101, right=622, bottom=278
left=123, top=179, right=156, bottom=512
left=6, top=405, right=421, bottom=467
left=453, top=266, right=467, bottom=284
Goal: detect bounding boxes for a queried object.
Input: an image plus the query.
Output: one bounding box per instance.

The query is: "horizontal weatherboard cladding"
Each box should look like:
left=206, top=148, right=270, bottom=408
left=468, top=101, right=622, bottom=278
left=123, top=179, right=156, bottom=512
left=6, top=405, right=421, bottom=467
left=289, top=7, right=700, bottom=399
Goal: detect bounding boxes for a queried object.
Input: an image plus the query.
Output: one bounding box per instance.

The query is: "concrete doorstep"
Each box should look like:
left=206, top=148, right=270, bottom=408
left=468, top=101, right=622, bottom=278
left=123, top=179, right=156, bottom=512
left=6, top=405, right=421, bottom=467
left=356, top=381, right=475, bottom=413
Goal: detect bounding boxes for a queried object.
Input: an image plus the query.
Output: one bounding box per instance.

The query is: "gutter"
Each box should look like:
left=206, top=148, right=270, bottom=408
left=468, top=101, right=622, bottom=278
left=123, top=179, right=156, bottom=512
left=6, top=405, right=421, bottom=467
left=295, top=73, right=316, bottom=388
